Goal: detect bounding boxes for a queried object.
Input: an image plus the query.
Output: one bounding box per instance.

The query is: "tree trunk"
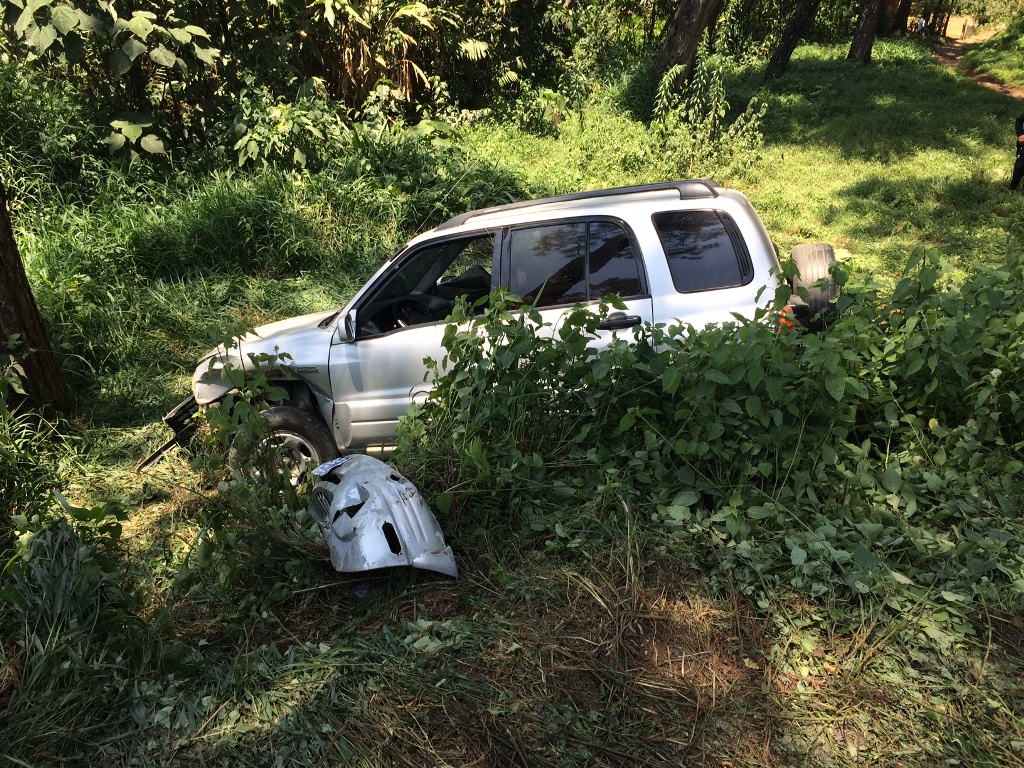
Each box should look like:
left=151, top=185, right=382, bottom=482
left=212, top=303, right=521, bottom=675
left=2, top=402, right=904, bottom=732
left=652, top=0, right=727, bottom=89
left=847, top=0, right=886, bottom=63
left=764, top=0, right=825, bottom=82
left=0, top=181, right=69, bottom=413
left=888, top=0, right=912, bottom=34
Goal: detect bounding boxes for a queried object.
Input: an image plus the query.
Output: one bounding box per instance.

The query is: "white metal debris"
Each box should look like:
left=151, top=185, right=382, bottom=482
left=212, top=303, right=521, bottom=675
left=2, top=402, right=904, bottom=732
left=307, top=454, right=457, bottom=578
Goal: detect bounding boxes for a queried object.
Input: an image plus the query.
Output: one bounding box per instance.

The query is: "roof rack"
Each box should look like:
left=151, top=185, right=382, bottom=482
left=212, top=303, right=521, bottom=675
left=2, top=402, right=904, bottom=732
left=434, top=179, right=722, bottom=232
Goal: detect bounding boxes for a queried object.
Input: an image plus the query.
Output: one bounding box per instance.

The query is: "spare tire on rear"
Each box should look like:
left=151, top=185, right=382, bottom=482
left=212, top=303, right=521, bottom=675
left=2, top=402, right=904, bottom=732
left=790, top=243, right=837, bottom=332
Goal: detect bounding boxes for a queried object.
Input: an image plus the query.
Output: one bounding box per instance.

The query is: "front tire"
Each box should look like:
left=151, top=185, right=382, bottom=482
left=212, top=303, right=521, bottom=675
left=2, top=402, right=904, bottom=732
left=228, top=406, right=340, bottom=483
left=791, top=243, right=837, bottom=332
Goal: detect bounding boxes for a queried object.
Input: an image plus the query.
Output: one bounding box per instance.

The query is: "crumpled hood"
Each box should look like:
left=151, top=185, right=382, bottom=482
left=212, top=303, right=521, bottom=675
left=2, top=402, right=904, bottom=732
left=234, top=308, right=341, bottom=370
left=192, top=308, right=340, bottom=405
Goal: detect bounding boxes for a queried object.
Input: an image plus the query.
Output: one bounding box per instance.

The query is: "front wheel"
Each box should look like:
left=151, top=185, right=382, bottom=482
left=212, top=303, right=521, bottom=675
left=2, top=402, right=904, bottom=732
left=228, top=406, right=340, bottom=484
left=790, top=243, right=837, bottom=332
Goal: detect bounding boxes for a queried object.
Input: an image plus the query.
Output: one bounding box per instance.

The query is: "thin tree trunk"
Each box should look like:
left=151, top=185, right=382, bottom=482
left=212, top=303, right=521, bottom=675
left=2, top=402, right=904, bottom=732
left=652, top=0, right=726, bottom=89
left=0, top=181, right=69, bottom=413
left=847, top=0, right=886, bottom=63
left=888, top=0, right=912, bottom=34
left=764, top=0, right=825, bottom=82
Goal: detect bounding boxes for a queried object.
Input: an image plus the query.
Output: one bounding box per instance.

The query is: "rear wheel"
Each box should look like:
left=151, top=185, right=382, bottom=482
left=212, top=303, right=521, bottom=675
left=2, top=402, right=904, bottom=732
left=791, top=243, right=837, bottom=331
left=229, top=406, right=340, bottom=484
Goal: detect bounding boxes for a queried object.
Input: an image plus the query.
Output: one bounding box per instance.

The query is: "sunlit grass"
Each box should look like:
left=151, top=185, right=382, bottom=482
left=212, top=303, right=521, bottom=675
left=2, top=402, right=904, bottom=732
left=961, top=16, right=1024, bottom=89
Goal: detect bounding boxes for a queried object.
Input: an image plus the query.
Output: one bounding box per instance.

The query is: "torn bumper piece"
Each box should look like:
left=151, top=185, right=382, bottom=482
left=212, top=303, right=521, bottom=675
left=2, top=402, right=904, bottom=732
left=136, top=395, right=199, bottom=471
left=308, top=455, right=458, bottom=579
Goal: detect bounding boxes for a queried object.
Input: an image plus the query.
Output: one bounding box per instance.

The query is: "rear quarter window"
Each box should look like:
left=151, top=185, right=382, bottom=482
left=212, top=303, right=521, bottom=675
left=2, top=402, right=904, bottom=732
left=653, top=210, right=753, bottom=293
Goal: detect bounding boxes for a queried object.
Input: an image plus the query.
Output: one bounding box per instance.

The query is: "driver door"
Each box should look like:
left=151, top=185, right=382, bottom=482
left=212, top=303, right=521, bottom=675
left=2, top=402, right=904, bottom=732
left=329, top=233, right=497, bottom=449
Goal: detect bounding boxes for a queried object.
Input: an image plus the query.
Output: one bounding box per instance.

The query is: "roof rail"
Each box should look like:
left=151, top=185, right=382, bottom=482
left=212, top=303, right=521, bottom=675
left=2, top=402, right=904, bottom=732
left=435, top=179, right=722, bottom=232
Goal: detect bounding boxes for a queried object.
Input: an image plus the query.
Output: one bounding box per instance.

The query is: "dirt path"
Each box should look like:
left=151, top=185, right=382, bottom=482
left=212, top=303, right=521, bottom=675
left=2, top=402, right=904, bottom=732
left=932, top=17, right=1024, bottom=101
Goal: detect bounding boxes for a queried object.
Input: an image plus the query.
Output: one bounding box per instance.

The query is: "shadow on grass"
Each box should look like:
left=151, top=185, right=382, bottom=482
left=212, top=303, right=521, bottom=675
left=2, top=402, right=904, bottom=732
left=755, top=42, right=1021, bottom=162
left=97, top=524, right=1024, bottom=768
left=833, top=171, right=1024, bottom=271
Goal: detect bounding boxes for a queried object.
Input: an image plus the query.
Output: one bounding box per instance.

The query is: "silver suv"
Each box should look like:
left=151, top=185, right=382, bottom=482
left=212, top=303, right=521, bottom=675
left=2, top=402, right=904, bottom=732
left=144, top=179, right=836, bottom=474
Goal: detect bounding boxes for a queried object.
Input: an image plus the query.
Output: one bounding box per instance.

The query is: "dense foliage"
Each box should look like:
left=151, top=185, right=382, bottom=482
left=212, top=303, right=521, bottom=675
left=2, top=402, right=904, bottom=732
left=397, top=251, right=1024, bottom=642
left=2, top=0, right=970, bottom=166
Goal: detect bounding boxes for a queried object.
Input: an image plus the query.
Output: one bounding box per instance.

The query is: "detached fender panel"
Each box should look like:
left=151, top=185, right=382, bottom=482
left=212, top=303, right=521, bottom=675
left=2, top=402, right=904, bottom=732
left=307, top=455, right=457, bottom=578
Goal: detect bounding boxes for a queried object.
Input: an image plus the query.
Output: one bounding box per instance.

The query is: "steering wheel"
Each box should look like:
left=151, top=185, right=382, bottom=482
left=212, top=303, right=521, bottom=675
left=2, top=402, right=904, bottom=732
left=391, top=293, right=454, bottom=327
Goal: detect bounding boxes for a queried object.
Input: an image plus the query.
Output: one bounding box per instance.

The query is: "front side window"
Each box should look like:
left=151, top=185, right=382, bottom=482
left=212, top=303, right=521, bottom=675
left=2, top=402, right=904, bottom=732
left=357, top=233, right=495, bottom=336
left=508, top=221, right=643, bottom=308
left=653, top=211, right=751, bottom=293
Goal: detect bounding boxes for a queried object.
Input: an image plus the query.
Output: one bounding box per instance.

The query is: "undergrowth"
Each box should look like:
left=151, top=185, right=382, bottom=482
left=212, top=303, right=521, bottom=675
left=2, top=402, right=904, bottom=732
left=396, top=248, right=1024, bottom=643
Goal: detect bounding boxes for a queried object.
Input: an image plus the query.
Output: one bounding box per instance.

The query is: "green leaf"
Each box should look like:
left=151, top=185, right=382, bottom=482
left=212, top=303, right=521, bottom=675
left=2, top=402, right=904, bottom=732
left=853, top=544, right=876, bottom=572
left=76, top=10, right=105, bottom=34
left=139, top=134, right=166, bottom=154
left=706, top=369, right=730, bottom=385
left=62, top=29, right=85, bottom=63
left=127, top=13, right=154, bottom=40
left=880, top=465, right=902, bottom=493
left=99, top=132, right=127, bottom=153
left=615, top=412, right=636, bottom=435
left=122, top=37, right=146, bottom=61
left=149, top=44, right=176, bottom=67
left=434, top=491, right=453, bottom=514
left=459, top=38, right=489, bottom=61
left=824, top=374, right=845, bottom=401
left=167, top=27, right=192, bottom=44
left=661, top=365, right=681, bottom=394
left=672, top=490, right=700, bottom=507
left=51, top=4, right=78, bottom=35
left=14, top=3, right=40, bottom=37
left=109, top=49, right=133, bottom=77
left=821, top=444, right=837, bottom=465
left=112, top=122, right=143, bottom=142
left=790, top=545, right=807, bottom=565
left=193, top=43, right=219, bottom=65
left=31, top=23, right=58, bottom=55
left=765, top=377, right=783, bottom=403
left=746, top=364, right=764, bottom=390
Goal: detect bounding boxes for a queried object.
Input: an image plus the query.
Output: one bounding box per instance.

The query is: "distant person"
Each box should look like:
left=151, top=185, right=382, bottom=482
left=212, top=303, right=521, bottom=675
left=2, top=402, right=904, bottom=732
left=917, top=16, right=927, bottom=36
left=961, top=21, right=967, bottom=40
left=1011, top=113, right=1024, bottom=192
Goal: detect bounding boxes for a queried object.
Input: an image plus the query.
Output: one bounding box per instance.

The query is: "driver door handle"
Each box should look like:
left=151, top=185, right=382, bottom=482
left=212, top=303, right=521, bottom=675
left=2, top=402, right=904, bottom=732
left=597, top=313, right=642, bottom=331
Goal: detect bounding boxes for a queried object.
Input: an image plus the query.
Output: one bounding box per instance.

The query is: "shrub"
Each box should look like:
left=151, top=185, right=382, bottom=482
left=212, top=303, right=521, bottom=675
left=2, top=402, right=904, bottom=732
left=652, top=38, right=767, bottom=179
left=396, top=249, right=1024, bottom=619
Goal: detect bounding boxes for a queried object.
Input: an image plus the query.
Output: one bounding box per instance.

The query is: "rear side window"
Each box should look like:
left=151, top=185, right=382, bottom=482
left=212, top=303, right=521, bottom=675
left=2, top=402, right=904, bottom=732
left=653, top=211, right=753, bottom=293
left=508, top=221, right=644, bottom=308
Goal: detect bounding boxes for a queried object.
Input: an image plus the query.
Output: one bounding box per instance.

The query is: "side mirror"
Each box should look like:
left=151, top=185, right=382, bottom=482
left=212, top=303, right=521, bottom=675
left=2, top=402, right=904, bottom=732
left=343, top=309, right=357, bottom=342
